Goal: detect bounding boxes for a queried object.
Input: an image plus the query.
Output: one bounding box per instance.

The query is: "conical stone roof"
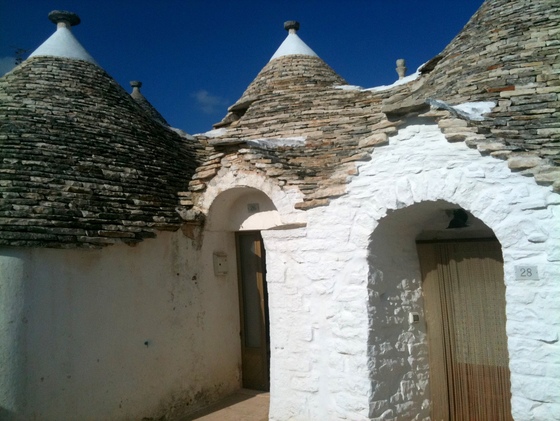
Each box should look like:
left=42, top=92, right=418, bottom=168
left=214, top=21, right=347, bottom=130
left=193, top=0, right=559, bottom=211
left=0, top=12, right=199, bottom=248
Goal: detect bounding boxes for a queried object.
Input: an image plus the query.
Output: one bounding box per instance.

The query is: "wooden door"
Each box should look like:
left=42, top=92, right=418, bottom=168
left=236, top=231, right=269, bottom=391
left=417, top=240, right=512, bottom=421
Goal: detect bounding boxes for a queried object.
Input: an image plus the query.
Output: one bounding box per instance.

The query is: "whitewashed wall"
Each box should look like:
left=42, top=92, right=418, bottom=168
left=0, top=230, right=242, bottom=421
left=4, top=121, right=556, bottom=421
left=251, top=122, right=559, bottom=420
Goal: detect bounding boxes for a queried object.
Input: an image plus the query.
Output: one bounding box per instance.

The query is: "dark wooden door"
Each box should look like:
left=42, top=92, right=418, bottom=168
left=237, top=231, right=269, bottom=391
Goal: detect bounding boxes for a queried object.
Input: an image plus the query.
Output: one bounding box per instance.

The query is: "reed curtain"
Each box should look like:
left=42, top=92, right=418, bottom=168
left=417, top=240, right=512, bottom=421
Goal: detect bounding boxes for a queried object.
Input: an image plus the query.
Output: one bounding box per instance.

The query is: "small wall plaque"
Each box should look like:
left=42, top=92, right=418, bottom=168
left=213, top=252, right=228, bottom=275
left=408, top=312, right=420, bottom=324
left=247, top=203, right=260, bottom=213
left=515, top=265, right=539, bottom=280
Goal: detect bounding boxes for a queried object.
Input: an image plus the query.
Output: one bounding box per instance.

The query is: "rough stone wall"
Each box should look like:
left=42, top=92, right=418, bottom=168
left=240, top=122, right=559, bottom=420
left=360, top=123, right=559, bottom=420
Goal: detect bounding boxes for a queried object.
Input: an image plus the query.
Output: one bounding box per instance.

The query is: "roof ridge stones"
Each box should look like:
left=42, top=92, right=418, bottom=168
left=188, top=0, right=559, bottom=214
left=382, top=0, right=560, bottom=188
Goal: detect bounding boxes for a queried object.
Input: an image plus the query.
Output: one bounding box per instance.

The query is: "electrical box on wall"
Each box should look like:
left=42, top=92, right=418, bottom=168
left=247, top=203, right=260, bottom=213
left=408, top=312, right=420, bottom=324
left=213, top=252, right=228, bottom=275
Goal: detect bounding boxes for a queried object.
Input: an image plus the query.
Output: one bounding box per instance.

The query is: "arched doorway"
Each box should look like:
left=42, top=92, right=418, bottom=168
left=367, top=200, right=512, bottom=420
left=205, top=187, right=278, bottom=392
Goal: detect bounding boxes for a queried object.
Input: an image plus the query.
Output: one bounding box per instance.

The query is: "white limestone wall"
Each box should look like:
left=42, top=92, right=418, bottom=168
left=0, top=230, right=242, bottom=421
left=253, top=122, right=559, bottom=420
left=263, top=224, right=371, bottom=421
left=0, top=251, right=27, bottom=420
left=351, top=123, right=560, bottom=420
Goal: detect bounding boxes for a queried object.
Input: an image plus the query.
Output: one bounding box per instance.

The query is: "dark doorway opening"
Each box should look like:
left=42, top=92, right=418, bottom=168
left=236, top=231, right=270, bottom=391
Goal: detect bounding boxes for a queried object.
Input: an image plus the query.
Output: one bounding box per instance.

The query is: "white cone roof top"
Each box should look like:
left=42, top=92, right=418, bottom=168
left=269, top=21, right=318, bottom=61
left=28, top=11, right=97, bottom=65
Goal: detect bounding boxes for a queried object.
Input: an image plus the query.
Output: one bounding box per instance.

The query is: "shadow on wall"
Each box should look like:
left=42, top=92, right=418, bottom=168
left=205, top=187, right=281, bottom=232
left=0, top=408, right=15, bottom=420
left=366, top=200, right=495, bottom=419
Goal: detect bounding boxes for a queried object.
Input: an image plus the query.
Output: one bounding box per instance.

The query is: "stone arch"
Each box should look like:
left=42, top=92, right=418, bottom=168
left=366, top=199, right=499, bottom=419
left=199, top=173, right=307, bottom=395
left=206, top=187, right=281, bottom=232
left=348, top=122, right=559, bottom=419
left=199, top=170, right=306, bottom=230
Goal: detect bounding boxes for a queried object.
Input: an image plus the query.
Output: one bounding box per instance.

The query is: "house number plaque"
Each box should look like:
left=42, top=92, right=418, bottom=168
left=515, top=265, right=539, bottom=280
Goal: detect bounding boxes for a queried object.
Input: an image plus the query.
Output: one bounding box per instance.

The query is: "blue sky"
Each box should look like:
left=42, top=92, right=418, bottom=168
left=1, top=1, right=483, bottom=134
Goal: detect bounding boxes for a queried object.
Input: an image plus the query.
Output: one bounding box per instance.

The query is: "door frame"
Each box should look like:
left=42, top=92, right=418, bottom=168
left=236, top=230, right=270, bottom=391
left=416, top=237, right=512, bottom=421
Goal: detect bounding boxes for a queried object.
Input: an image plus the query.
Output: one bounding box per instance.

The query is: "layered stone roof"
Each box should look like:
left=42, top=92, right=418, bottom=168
left=214, top=55, right=347, bottom=131
left=0, top=53, right=198, bottom=248
left=384, top=0, right=560, bottom=184
left=187, top=0, right=559, bottom=213
left=1, top=0, right=558, bottom=248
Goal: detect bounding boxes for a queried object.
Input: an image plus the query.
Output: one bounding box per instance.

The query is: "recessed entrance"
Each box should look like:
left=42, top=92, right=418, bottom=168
left=236, top=231, right=270, bottom=391
left=417, top=239, right=512, bottom=421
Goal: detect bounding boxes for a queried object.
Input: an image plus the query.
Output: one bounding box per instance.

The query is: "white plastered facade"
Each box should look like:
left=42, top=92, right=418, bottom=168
left=204, top=122, right=560, bottom=420
left=0, top=230, right=243, bottom=420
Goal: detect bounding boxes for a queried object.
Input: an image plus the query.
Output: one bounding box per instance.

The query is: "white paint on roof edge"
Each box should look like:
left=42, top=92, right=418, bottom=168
left=452, top=101, right=496, bottom=121
left=170, top=127, right=196, bottom=140
left=247, top=137, right=306, bottom=148
left=366, top=70, right=420, bottom=92
left=199, top=128, right=229, bottom=138
left=29, top=26, right=97, bottom=65
left=333, top=70, right=420, bottom=93
left=334, top=84, right=363, bottom=91
left=270, top=33, right=318, bottom=61
left=335, top=63, right=426, bottom=93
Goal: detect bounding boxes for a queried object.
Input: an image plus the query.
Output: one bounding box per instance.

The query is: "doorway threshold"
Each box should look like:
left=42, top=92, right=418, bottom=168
left=182, top=389, right=269, bottom=421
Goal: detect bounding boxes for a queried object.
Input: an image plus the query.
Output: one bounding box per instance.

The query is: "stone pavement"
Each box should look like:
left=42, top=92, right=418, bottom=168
left=183, top=389, right=269, bottom=421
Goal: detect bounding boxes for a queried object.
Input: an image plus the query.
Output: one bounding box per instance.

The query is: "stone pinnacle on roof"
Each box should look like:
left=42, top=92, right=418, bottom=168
left=270, top=20, right=318, bottom=61
left=129, top=80, right=169, bottom=126
left=284, top=21, right=300, bottom=33
left=396, top=59, right=407, bottom=80
left=28, top=10, right=97, bottom=64
left=48, top=10, right=81, bottom=27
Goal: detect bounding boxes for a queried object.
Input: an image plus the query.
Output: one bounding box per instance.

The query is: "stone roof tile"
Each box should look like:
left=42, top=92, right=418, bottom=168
left=189, top=0, right=559, bottom=213
left=0, top=56, right=200, bottom=248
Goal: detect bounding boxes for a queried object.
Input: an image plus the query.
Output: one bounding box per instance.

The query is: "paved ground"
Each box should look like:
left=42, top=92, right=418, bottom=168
left=183, top=389, right=269, bottom=421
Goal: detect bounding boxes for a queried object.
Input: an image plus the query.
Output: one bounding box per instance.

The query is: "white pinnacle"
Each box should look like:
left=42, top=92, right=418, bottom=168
left=269, top=21, right=318, bottom=61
